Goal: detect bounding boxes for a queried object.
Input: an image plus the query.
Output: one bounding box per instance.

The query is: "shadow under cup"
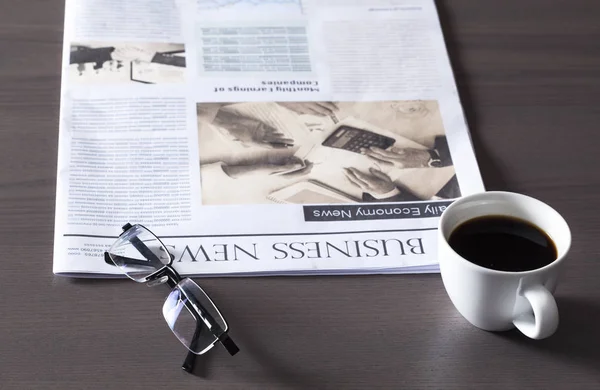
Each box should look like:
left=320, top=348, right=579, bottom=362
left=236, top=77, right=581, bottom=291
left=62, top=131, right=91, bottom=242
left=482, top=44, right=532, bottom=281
left=437, top=191, right=572, bottom=339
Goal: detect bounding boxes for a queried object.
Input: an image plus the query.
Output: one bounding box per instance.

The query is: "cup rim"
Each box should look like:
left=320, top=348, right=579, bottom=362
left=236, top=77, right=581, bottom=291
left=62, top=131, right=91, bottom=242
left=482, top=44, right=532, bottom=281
left=438, top=191, right=572, bottom=276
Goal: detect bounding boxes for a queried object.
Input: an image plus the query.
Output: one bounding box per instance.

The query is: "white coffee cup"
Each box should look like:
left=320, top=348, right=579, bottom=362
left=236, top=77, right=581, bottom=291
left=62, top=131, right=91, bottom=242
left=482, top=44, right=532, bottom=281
left=438, top=191, right=571, bottom=339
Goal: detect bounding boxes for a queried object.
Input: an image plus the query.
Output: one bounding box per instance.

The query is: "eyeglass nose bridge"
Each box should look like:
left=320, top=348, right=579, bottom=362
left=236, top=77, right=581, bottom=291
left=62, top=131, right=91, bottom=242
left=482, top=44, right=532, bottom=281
left=144, top=253, right=176, bottom=288
left=145, top=263, right=183, bottom=288
left=147, top=275, right=169, bottom=287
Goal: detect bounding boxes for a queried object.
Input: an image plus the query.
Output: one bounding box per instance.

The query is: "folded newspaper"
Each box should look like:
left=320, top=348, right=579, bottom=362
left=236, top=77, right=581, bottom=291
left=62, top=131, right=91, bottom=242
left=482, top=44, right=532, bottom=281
left=53, top=0, right=484, bottom=277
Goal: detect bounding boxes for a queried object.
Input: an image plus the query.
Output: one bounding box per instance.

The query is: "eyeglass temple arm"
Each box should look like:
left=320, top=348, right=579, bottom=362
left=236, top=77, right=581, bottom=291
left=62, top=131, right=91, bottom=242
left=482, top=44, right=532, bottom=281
left=104, top=252, right=161, bottom=268
left=103, top=224, right=167, bottom=270
left=127, top=235, right=164, bottom=269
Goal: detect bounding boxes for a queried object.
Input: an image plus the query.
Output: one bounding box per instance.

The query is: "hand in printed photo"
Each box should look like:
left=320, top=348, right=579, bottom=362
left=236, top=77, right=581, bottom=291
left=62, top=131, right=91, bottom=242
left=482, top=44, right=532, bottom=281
left=343, top=167, right=396, bottom=195
left=214, top=108, right=294, bottom=149
left=279, top=159, right=314, bottom=178
left=361, top=146, right=431, bottom=169
left=279, top=102, right=338, bottom=117
left=223, top=157, right=312, bottom=178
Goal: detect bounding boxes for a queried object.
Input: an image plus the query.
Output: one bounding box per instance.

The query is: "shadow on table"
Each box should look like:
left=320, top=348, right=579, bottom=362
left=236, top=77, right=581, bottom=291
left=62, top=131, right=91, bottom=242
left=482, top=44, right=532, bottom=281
left=225, top=327, right=318, bottom=389
left=187, top=348, right=216, bottom=379
left=63, top=277, right=126, bottom=286
left=435, top=1, right=510, bottom=191
left=497, top=296, right=600, bottom=372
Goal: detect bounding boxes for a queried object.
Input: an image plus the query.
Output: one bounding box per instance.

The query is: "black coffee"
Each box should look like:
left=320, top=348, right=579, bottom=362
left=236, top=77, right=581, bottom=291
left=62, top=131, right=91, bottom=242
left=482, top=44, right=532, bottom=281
left=448, top=215, right=557, bottom=272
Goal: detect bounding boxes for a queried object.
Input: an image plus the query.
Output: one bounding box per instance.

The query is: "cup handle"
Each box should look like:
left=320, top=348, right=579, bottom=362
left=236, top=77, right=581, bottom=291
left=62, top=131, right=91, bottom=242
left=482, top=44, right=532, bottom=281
left=513, top=284, right=559, bottom=340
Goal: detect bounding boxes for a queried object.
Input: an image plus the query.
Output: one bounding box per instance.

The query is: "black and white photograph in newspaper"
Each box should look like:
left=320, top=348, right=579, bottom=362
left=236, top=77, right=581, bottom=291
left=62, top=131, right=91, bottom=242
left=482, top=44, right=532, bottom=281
left=69, top=42, right=186, bottom=85
left=196, top=100, right=461, bottom=205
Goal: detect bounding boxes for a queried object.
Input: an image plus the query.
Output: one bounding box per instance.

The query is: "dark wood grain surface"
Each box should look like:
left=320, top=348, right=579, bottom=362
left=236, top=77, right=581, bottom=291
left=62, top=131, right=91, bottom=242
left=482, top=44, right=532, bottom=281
left=1, top=1, right=600, bottom=389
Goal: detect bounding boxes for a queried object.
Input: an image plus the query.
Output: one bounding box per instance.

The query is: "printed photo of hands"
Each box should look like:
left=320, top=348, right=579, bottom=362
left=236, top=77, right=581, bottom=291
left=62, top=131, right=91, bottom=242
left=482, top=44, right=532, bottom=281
left=196, top=100, right=460, bottom=205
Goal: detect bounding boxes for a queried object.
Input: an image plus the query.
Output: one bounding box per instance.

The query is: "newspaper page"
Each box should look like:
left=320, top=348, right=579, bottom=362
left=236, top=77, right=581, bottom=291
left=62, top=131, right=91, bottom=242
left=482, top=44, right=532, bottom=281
left=53, top=0, right=485, bottom=277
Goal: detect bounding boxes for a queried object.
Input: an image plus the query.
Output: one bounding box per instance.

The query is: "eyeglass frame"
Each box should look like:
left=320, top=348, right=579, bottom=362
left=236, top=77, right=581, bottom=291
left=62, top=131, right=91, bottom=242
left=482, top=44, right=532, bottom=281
left=103, top=223, right=239, bottom=373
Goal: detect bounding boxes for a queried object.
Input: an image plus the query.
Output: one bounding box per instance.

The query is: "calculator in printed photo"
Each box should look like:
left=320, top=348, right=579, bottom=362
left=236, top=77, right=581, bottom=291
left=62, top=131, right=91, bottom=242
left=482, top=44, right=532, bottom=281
left=321, top=125, right=396, bottom=153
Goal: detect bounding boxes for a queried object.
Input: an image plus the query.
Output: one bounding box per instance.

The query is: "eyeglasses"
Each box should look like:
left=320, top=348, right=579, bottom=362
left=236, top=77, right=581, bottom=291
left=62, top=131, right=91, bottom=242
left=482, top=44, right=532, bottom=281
left=103, top=223, right=239, bottom=373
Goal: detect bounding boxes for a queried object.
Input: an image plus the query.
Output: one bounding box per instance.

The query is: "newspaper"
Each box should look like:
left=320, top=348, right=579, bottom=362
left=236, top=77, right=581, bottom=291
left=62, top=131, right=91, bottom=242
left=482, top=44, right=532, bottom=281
left=53, top=0, right=484, bottom=277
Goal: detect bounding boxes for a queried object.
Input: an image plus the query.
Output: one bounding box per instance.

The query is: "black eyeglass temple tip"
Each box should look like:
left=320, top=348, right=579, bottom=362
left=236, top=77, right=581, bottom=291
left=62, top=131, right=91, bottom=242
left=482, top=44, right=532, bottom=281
left=104, top=251, right=115, bottom=266
left=220, top=334, right=240, bottom=356
left=182, top=351, right=196, bottom=373
left=180, top=334, right=239, bottom=374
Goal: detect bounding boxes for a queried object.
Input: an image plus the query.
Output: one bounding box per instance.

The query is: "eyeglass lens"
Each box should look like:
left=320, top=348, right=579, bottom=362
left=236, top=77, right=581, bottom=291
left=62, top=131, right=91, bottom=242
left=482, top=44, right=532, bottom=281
left=163, top=278, right=228, bottom=354
left=107, top=224, right=171, bottom=282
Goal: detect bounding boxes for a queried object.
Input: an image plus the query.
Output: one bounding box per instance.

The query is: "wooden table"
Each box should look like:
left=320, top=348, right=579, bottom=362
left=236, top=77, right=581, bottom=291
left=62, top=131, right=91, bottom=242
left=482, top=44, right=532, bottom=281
left=1, top=1, right=599, bottom=388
